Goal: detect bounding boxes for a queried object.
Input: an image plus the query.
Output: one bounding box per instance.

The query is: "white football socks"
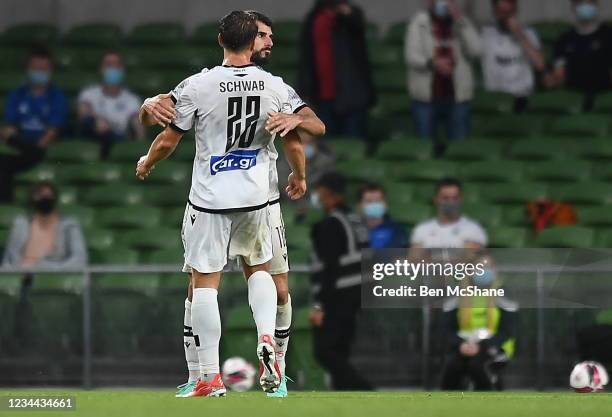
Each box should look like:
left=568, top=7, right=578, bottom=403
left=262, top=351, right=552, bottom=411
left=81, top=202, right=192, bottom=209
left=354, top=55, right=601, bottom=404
left=274, top=294, right=292, bottom=376
left=191, top=288, right=221, bottom=379
left=183, top=299, right=200, bottom=382
left=247, top=271, right=278, bottom=338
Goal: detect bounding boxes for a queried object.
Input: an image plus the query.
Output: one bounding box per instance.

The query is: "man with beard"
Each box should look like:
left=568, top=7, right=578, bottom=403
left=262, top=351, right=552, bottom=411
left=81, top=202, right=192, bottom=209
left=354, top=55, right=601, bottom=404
left=139, top=11, right=325, bottom=398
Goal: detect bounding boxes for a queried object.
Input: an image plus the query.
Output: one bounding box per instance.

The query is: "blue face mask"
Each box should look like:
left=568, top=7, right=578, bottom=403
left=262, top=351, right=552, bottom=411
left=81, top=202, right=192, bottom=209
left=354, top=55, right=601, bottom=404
left=434, top=0, right=449, bottom=18
left=473, top=269, right=496, bottom=287
left=28, top=70, right=50, bottom=86
left=576, top=3, right=598, bottom=22
left=103, top=67, right=125, bottom=86
left=304, top=144, right=316, bottom=159
left=363, top=202, right=386, bottom=219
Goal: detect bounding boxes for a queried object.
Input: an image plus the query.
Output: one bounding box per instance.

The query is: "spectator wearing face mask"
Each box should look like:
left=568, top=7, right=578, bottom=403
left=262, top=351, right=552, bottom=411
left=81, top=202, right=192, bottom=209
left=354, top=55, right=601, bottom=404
left=406, top=0, right=481, bottom=157
left=410, top=177, right=487, bottom=249
left=0, top=48, right=68, bottom=202
left=545, top=0, right=612, bottom=110
left=2, top=181, right=87, bottom=269
left=77, top=51, right=144, bottom=159
left=481, top=0, right=546, bottom=113
left=358, top=183, right=408, bottom=249
left=440, top=254, right=517, bottom=391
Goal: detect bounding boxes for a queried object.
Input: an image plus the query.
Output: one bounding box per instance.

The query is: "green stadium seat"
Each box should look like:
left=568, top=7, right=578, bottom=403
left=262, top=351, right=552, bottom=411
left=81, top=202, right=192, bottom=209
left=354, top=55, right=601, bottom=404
left=0, top=205, right=23, bottom=229
left=98, top=206, right=162, bottom=230
left=144, top=248, right=184, bottom=264
left=120, top=228, right=182, bottom=251
left=594, top=92, right=612, bottom=114
left=108, top=140, right=151, bottom=162
left=596, top=230, right=612, bottom=247
left=59, top=163, right=123, bottom=185
left=369, top=44, right=403, bottom=68
left=535, top=226, right=594, bottom=248
left=509, top=139, right=578, bottom=161
left=172, top=137, right=196, bottom=161
left=222, top=305, right=258, bottom=361
left=526, top=160, right=591, bottom=182
left=271, top=20, right=302, bottom=45
left=302, top=208, right=325, bottom=226
left=47, top=141, right=99, bottom=163
left=266, top=46, right=299, bottom=69
left=1, top=23, right=58, bottom=46
left=557, top=183, right=612, bottom=206
left=549, top=114, right=609, bottom=138
left=0, top=47, right=28, bottom=70
left=285, top=224, right=311, bottom=250
left=165, top=206, right=187, bottom=228
left=473, top=114, right=545, bottom=139
left=290, top=308, right=327, bottom=390
left=0, top=72, right=25, bottom=94
left=326, top=137, right=366, bottom=160
left=378, top=139, right=431, bottom=161
left=62, top=206, right=96, bottom=229
left=577, top=139, right=612, bottom=161
left=472, top=91, right=514, bottom=115
left=338, top=159, right=387, bottom=182
left=159, top=273, right=187, bottom=290
left=63, top=23, right=122, bottom=47
left=128, top=22, right=185, bottom=45
left=529, top=90, right=583, bottom=115
left=288, top=247, right=311, bottom=264
left=488, top=226, right=529, bottom=248
left=82, top=185, right=145, bottom=207
left=130, top=47, right=206, bottom=72
left=146, top=186, right=189, bottom=207
left=125, top=71, right=167, bottom=97
left=373, top=69, right=405, bottom=92
left=502, top=206, right=529, bottom=226
left=90, top=247, right=140, bottom=264
left=444, top=140, right=502, bottom=161
left=532, top=21, right=573, bottom=45
left=463, top=203, right=503, bottom=228
left=54, top=72, right=99, bottom=95
left=461, top=161, right=524, bottom=183
left=383, top=22, right=407, bottom=45
left=579, top=207, right=612, bottom=227
left=390, top=203, right=433, bottom=226
left=392, top=161, right=457, bottom=182
left=14, top=164, right=56, bottom=185
left=145, top=161, right=191, bottom=185
left=377, top=93, right=410, bottom=116
left=55, top=48, right=106, bottom=71
left=385, top=182, right=414, bottom=207
left=480, top=183, right=547, bottom=205
left=0, top=274, right=22, bottom=297
left=84, top=227, right=115, bottom=251
left=192, top=23, right=220, bottom=45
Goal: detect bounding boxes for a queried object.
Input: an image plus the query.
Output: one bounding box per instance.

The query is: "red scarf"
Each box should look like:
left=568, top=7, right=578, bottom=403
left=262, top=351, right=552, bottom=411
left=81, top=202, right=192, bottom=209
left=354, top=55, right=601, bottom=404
left=431, top=16, right=455, bottom=99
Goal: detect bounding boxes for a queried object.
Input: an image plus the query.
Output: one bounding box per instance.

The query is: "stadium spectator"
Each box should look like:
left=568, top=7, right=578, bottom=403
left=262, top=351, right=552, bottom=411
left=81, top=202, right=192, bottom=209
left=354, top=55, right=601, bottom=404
left=77, top=51, right=144, bottom=159
left=299, top=0, right=376, bottom=141
left=544, top=0, right=612, bottom=110
left=278, top=135, right=336, bottom=222
left=358, top=183, right=408, bottom=249
left=2, top=181, right=88, bottom=270
left=309, top=172, right=372, bottom=390
left=440, top=254, right=517, bottom=390
left=0, top=48, right=67, bottom=203
left=410, top=178, right=487, bottom=249
left=406, top=0, right=481, bottom=157
left=481, top=0, right=546, bottom=113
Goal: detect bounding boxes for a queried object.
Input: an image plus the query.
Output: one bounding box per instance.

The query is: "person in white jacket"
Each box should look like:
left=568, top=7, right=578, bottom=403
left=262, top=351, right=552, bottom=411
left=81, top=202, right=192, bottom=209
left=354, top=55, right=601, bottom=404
left=405, top=0, right=481, bottom=157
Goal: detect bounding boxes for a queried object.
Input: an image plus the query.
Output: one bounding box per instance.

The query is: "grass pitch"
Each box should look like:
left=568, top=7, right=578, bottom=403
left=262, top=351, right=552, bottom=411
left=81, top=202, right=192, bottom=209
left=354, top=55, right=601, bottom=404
left=0, top=389, right=611, bottom=417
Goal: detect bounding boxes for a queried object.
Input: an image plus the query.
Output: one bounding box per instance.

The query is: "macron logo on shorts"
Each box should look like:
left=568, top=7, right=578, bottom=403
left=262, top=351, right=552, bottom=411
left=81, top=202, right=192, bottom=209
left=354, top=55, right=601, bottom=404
left=210, top=149, right=260, bottom=176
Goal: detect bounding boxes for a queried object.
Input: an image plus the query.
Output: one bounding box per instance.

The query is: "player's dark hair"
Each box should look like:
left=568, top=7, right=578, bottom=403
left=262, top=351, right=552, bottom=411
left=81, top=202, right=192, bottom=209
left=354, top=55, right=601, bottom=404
left=246, top=10, right=274, bottom=30
left=358, top=182, right=386, bottom=201
left=27, top=45, right=53, bottom=66
left=316, top=172, right=347, bottom=196
left=434, top=177, right=463, bottom=195
left=218, top=11, right=258, bottom=52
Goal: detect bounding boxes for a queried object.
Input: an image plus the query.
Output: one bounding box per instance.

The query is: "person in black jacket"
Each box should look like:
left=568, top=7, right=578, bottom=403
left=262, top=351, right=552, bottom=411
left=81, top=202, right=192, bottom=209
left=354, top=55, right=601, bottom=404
left=299, top=0, right=375, bottom=140
left=309, top=172, right=372, bottom=390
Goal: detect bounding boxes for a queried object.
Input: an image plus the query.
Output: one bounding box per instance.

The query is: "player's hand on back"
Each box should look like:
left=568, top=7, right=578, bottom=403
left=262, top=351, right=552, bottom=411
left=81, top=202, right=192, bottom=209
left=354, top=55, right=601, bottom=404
left=142, top=93, right=177, bottom=127
left=136, top=155, right=154, bottom=180
left=266, top=112, right=304, bottom=138
left=286, top=172, right=307, bottom=200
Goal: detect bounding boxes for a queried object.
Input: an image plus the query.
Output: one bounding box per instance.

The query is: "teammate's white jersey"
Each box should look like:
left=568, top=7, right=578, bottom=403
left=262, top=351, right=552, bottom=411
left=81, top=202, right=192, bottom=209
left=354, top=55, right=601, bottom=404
left=267, top=84, right=307, bottom=202
left=171, top=64, right=295, bottom=211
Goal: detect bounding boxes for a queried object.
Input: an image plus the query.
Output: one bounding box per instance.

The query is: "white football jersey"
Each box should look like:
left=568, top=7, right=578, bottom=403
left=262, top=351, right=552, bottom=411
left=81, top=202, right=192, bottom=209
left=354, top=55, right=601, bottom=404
left=268, top=83, right=307, bottom=202
left=410, top=216, right=488, bottom=248
left=170, top=65, right=295, bottom=211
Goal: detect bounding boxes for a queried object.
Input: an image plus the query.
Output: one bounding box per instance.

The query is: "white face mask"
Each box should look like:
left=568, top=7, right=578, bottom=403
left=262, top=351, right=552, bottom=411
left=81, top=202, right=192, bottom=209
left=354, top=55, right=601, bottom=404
left=310, top=192, right=321, bottom=209
left=433, top=0, right=449, bottom=18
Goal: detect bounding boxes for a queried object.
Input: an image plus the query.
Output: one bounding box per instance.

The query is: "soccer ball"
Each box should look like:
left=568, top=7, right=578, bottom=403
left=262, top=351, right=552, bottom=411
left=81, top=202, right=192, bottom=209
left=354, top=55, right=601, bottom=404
left=569, top=361, right=609, bottom=392
left=222, top=357, right=256, bottom=392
